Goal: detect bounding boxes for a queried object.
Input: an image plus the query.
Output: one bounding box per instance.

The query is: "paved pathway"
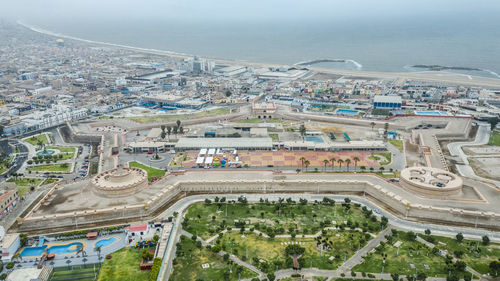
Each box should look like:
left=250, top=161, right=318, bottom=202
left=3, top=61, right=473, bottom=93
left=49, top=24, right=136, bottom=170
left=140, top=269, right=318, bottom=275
left=179, top=229, right=266, bottom=279
left=338, top=226, right=393, bottom=272
left=447, top=123, right=500, bottom=187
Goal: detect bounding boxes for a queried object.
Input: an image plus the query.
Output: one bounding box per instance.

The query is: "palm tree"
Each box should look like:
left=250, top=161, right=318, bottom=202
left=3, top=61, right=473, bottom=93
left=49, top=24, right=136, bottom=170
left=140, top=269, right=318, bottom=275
left=330, top=157, right=336, bottom=171
left=82, top=257, right=88, bottom=268
left=323, top=159, right=329, bottom=171
left=337, top=159, right=344, bottom=170
left=345, top=159, right=351, bottom=171
left=304, top=160, right=310, bottom=171
left=299, top=157, right=306, bottom=169
left=66, top=259, right=72, bottom=271
left=370, top=122, right=376, bottom=131
left=353, top=157, right=360, bottom=171
left=94, top=246, right=102, bottom=260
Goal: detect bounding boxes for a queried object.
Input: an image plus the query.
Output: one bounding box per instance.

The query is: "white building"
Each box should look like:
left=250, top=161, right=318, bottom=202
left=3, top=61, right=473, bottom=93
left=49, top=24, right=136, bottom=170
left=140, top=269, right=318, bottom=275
left=0, top=231, right=20, bottom=262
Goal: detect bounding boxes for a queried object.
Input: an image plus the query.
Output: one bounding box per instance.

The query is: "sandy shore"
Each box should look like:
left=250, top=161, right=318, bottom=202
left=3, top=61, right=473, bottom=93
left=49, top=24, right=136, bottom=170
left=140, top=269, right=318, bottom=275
left=18, top=21, right=500, bottom=88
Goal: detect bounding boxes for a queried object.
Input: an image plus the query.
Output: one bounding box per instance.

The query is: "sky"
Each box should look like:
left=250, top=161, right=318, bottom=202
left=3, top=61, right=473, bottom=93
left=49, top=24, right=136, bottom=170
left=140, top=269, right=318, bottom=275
left=1, top=0, right=500, bottom=23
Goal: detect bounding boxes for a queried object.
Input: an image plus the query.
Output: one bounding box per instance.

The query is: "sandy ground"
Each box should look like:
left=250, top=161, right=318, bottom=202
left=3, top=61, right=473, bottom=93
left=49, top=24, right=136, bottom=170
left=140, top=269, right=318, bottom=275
left=469, top=157, right=500, bottom=180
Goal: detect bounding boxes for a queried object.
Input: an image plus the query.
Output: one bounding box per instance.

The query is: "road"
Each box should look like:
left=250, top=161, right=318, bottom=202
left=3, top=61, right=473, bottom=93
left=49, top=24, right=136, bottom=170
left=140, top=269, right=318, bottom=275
left=157, top=194, right=500, bottom=281
left=447, top=123, right=500, bottom=187
left=1, top=139, right=29, bottom=184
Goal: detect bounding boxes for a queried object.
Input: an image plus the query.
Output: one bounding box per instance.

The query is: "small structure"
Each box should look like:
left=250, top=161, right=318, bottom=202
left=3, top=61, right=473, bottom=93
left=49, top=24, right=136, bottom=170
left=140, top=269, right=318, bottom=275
left=86, top=232, right=98, bottom=240
left=400, top=167, right=463, bottom=197
left=127, top=224, right=149, bottom=239
left=92, top=166, right=148, bottom=196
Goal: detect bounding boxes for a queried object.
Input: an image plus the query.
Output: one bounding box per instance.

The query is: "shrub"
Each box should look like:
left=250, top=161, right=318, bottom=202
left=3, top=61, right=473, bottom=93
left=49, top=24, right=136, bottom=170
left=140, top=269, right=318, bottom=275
left=149, top=257, right=162, bottom=281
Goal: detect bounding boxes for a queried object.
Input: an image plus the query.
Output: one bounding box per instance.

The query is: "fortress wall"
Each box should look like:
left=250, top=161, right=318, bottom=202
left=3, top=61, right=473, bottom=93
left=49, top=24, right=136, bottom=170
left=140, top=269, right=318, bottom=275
left=18, top=178, right=500, bottom=233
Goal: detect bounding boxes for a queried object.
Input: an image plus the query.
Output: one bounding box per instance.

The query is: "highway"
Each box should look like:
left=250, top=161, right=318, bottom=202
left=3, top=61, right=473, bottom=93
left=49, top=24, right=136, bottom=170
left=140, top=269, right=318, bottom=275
left=157, top=193, right=500, bottom=281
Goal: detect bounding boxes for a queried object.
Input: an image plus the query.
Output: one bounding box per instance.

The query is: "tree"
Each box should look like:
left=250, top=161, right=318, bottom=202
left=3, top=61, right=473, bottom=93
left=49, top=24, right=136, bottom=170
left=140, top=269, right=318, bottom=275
left=456, top=233, right=464, bottom=243
left=406, top=231, right=417, bottom=241
left=299, top=124, right=306, bottom=141
left=345, top=159, right=351, bottom=171
left=176, top=120, right=181, bottom=128
left=353, top=157, right=360, bottom=171
left=323, top=159, right=329, bottom=171
left=391, top=273, right=400, bottom=281
left=0, top=273, right=7, bottom=280
left=225, top=90, right=232, bottom=97
left=370, top=122, right=376, bottom=131
left=304, top=160, right=310, bottom=171
left=425, top=229, right=431, bottom=236
left=482, top=235, right=490, bottom=245
left=488, top=117, right=499, bottom=130
left=416, top=272, right=427, bottom=281
left=82, top=257, right=88, bottom=268
left=337, top=159, right=344, bottom=170
left=167, top=126, right=172, bottom=135
left=299, top=157, right=306, bottom=169
left=489, top=260, right=500, bottom=277
left=330, top=157, right=336, bottom=171
left=179, top=126, right=184, bottom=134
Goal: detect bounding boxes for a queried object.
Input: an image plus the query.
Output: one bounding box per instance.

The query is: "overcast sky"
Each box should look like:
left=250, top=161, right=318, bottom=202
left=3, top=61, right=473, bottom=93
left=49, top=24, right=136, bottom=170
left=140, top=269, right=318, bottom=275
left=2, top=0, right=499, bottom=22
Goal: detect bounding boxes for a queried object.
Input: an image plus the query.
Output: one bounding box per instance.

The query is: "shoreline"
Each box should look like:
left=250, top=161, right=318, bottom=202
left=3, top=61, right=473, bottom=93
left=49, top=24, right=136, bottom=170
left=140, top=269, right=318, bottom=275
left=17, top=20, right=500, bottom=88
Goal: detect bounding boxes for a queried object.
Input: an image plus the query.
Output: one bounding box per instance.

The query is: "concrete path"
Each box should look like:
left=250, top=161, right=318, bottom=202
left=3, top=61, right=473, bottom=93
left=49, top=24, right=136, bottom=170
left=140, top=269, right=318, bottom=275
left=447, top=123, right=500, bottom=187
left=338, top=226, right=393, bottom=273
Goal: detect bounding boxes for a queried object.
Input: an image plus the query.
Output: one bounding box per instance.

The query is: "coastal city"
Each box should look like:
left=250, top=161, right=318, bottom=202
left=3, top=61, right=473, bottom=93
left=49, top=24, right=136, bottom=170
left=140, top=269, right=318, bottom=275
left=0, top=18, right=500, bottom=281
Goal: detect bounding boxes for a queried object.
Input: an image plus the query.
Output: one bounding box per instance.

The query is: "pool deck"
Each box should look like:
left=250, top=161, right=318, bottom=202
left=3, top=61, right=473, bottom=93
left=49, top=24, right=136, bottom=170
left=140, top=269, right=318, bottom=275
left=17, top=233, right=127, bottom=265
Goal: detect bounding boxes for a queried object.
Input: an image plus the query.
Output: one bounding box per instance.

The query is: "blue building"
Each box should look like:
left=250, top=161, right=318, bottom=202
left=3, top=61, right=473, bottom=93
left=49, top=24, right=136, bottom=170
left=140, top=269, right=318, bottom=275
left=373, top=95, right=402, bottom=110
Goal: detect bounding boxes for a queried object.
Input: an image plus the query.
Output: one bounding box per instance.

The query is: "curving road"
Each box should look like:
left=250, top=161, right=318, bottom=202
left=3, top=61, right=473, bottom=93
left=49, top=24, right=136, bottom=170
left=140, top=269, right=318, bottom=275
left=447, top=123, right=500, bottom=187
left=157, top=193, right=500, bottom=281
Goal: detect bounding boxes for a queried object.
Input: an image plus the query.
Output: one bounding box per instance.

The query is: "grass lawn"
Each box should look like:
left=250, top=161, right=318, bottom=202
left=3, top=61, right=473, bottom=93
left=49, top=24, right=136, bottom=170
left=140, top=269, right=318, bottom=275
left=25, top=133, right=51, bottom=146
left=46, top=146, right=76, bottom=160
left=50, top=265, right=100, bottom=281
left=7, top=177, right=44, bottom=186
left=98, top=247, right=150, bottom=281
left=127, top=108, right=230, bottom=123
left=170, top=153, right=191, bottom=167
left=7, top=177, right=45, bottom=197
left=388, top=139, right=404, bottom=152
left=0, top=156, right=14, bottom=175
left=353, top=231, right=450, bottom=277
left=488, top=130, right=500, bottom=146
left=128, top=161, right=166, bottom=181
left=28, top=163, right=71, bottom=172
left=219, top=229, right=370, bottom=273
left=171, top=235, right=257, bottom=281
left=374, top=152, right=392, bottom=165
left=427, top=235, right=500, bottom=275
left=269, top=133, right=279, bottom=141
left=184, top=201, right=383, bottom=240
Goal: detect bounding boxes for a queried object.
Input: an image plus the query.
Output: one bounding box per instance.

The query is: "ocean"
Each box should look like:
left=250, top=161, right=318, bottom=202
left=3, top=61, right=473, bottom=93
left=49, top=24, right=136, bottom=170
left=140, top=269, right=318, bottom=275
left=30, top=17, right=500, bottom=78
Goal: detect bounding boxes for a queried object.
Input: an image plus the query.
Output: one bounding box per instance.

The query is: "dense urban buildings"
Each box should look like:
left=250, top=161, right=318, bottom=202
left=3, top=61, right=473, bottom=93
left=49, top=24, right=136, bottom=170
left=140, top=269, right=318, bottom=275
left=0, top=19, right=499, bottom=281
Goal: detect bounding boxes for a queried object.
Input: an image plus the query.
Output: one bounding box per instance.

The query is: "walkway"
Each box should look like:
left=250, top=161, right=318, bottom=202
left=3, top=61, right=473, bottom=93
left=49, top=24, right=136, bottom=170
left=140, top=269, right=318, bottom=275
left=447, top=123, right=500, bottom=187
left=338, top=226, right=393, bottom=272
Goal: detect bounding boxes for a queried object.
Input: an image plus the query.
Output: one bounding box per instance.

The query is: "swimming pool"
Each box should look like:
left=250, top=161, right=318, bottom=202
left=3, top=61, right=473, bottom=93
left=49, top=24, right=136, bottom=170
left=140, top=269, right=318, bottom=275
left=94, top=237, right=119, bottom=248
left=19, top=246, right=47, bottom=257
left=19, top=242, right=84, bottom=257
left=414, top=111, right=449, bottom=116
left=47, top=242, right=84, bottom=255
left=305, top=136, right=325, bottom=143
left=336, top=109, right=359, bottom=115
